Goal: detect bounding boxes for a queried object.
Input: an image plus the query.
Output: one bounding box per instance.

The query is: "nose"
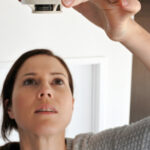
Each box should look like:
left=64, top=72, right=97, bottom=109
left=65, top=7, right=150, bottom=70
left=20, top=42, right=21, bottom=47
left=38, top=87, right=53, bottom=99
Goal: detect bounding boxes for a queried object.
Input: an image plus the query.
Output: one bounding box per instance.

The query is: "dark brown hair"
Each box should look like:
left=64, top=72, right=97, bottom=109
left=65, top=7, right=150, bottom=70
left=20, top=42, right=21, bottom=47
left=1, top=49, right=73, bottom=141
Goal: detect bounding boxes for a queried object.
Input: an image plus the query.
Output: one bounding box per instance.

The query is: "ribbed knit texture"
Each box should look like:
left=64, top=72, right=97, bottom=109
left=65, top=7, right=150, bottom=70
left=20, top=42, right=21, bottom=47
left=1, top=116, right=150, bottom=150
left=66, top=116, right=150, bottom=150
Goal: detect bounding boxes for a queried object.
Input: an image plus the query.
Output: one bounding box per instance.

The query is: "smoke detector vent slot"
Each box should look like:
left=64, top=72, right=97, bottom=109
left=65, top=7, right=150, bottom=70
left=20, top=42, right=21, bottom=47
left=35, top=4, right=54, bottom=11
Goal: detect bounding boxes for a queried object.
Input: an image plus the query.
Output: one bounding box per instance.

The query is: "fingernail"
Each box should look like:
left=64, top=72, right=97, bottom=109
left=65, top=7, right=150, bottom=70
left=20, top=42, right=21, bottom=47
left=62, top=0, right=74, bottom=6
left=122, top=0, right=128, bottom=6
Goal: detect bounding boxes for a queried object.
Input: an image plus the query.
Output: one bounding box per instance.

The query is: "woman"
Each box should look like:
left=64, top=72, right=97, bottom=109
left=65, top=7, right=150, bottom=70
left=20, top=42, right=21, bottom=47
left=1, top=49, right=74, bottom=150
left=1, top=49, right=150, bottom=150
left=1, top=0, right=150, bottom=149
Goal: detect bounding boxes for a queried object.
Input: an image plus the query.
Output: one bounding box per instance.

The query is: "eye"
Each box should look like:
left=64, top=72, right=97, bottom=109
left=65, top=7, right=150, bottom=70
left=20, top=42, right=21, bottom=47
left=52, top=78, right=64, bottom=85
left=23, top=78, right=38, bottom=86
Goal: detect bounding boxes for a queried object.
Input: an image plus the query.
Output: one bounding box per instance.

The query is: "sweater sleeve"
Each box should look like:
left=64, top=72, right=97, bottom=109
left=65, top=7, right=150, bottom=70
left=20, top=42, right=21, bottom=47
left=87, top=116, right=150, bottom=150
left=71, top=116, right=150, bottom=150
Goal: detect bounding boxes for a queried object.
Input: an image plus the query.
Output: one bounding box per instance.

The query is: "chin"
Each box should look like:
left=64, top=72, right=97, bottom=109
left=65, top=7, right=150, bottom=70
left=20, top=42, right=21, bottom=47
left=18, top=117, right=71, bottom=137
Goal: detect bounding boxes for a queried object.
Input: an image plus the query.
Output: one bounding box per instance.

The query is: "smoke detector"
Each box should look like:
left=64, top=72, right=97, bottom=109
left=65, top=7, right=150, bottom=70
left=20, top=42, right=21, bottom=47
left=20, top=0, right=62, bottom=13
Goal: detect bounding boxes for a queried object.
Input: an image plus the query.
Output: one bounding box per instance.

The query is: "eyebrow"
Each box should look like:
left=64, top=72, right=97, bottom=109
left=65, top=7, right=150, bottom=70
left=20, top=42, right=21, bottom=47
left=23, top=72, right=67, bottom=78
left=23, top=73, right=36, bottom=76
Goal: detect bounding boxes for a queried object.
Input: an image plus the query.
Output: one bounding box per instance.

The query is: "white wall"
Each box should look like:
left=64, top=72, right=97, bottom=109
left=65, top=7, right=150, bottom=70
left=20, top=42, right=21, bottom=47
left=0, top=0, right=132, bottom=141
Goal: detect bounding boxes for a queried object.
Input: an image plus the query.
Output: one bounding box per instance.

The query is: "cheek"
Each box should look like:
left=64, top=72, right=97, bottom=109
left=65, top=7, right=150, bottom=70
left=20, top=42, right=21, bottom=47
left=58, top=87, right=73, bottom=105
left=12, top=89, right=34, bottom=117
left=11, top=90, right=36, bottom=129
left=59, top=91, right=74, bottom=115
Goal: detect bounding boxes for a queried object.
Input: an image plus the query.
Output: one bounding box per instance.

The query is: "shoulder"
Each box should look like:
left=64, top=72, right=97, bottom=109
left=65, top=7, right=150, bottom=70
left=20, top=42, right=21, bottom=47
left=66, top=133, right=93, bottom=150
left=0, top=142, right=19, bottom=150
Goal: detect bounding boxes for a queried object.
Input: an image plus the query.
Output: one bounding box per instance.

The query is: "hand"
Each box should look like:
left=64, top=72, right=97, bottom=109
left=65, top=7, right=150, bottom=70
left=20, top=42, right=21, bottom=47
left=62, top=0, right=141, bottom=41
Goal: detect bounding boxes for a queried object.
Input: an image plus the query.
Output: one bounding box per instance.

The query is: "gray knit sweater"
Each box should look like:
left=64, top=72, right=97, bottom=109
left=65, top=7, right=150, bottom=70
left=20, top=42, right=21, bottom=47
left=1, top=116, right=150, bottom=150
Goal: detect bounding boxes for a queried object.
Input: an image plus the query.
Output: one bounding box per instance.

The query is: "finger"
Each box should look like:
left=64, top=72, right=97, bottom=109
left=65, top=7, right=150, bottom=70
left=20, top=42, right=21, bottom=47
left=62, top=0, right=118, bottom=8
left=120, top=0, right=141, bottom=14
left=72, top=0, right=88, bottom=6
left=62, top=0, right=75, bottom=7
left=62, top=0, right=87, bottom=7
left=74, top=1, right=104, bottom=27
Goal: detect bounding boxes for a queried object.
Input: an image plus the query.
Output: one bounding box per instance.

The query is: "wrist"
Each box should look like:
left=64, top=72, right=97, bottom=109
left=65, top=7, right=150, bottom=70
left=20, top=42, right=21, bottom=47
left=119, top=19, right=150, bottom=68
left=119, top=19, right=143, bottom=44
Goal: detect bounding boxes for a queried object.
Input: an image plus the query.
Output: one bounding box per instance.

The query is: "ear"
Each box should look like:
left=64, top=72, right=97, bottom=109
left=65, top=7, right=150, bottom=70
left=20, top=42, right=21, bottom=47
left=72, top=98, right=75, bottom=110
left=5, top=99, right=15, bottom=119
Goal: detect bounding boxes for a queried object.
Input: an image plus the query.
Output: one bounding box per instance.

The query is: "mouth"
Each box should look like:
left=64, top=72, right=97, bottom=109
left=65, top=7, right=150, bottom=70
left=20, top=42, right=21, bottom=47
left=35, top=105, right=58, bottom=114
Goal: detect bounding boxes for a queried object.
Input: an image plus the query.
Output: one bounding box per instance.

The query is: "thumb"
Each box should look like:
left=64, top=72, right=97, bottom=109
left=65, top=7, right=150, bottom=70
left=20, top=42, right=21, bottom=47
left=62, top=0, right=88, bottom=7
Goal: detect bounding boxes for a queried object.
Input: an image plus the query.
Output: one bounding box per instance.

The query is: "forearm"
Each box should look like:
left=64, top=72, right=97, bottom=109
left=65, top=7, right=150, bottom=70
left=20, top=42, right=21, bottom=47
left=121, top=20, right=150, bottom=70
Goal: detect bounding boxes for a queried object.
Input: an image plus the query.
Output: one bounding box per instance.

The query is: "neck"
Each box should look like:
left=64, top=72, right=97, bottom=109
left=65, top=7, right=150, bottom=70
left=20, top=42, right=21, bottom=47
left=19, top=130, right=66, bottom=150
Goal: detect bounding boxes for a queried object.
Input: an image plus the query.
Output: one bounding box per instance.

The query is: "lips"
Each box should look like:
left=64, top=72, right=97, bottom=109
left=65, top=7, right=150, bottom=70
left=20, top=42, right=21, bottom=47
left=35, top=104, right=58, bottom=114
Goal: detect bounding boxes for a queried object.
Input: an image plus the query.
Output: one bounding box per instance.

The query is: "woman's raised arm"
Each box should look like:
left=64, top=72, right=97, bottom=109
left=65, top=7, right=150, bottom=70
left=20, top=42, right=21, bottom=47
left=62, top=0, right=150, bottom=70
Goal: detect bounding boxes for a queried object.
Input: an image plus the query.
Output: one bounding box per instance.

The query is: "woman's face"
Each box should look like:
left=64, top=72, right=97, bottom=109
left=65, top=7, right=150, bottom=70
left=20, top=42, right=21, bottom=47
left=8, top=55, right=74, bottom=136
